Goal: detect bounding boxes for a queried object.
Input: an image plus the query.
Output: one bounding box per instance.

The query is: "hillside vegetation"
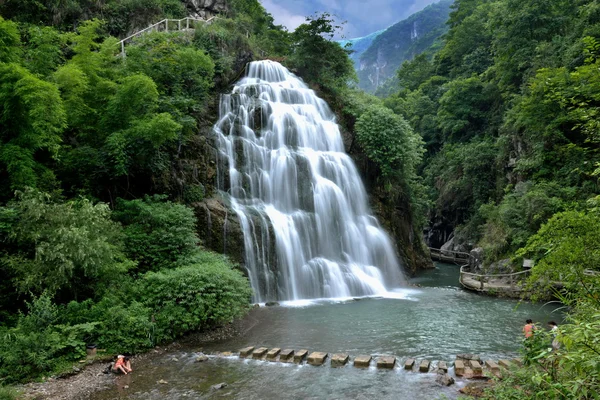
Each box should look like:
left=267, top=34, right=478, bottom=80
left=0, top=0, right=429, bottom=388
left=381, top=1, right=600, bottom=397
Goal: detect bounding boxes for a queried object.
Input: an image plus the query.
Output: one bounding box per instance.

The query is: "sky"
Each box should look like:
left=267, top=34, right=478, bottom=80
left=260, top=0, right=442, bottom=39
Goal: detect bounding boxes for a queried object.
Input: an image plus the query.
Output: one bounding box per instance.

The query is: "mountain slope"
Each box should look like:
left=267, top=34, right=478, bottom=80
left=339, top=29, right=385, bottom=69
left=357, top=0, right=453, bottom=92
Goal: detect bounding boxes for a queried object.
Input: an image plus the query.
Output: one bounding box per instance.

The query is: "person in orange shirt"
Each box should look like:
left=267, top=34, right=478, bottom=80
left=523, top=319, right=535, bottom=339
left=112, top=355, right=133, bottom=374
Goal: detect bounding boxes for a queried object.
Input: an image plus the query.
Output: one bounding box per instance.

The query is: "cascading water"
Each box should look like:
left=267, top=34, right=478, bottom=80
left=215, top=60, right=405, bottom=302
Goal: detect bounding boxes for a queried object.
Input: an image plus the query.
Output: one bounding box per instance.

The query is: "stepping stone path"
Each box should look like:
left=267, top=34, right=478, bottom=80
left=376, top=356, right=396, bottom=369
left=266, top=348, right=281, bottom=361
left=239, top=347, right=254, bottom=358
left=252, top=347, right=268, bottom=360
left=437, top=361, right=448, bottom=373
left=307, top=352, right=328, bottom=366
left=230, top=347, right=518, bottom=383
left=353, top=355, right=372, bottom=368
left=331, top=354, right=349, bottom=367
left=294, top=349, right=308, bottom=364
left=279, top=349, right=294, bottom=363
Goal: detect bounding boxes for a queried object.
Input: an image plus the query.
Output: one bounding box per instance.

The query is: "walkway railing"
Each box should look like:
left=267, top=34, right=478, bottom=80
left=117, top=16, right=216, bottom=59
left=459, top=266, right=531, bottom=293
left=428, top=247, right=472, bottom=266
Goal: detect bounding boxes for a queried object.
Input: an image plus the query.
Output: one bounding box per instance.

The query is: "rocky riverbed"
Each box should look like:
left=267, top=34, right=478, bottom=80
left=17, top=318, right=253, bottom=400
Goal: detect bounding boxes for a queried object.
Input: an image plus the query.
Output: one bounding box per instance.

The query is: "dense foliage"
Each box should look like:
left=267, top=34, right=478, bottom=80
left=0, top=0, right=297, bottom=384
left=383, top=0, right=600, bottom=262
left=377, top=1, right=600, bottom=398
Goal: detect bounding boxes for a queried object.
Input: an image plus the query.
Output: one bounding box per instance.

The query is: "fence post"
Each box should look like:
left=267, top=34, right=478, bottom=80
left=165, top=20, right=168, bottom=32
left=178, top=20, right=181, bottom=30
left=186, top=18, right=189, bottom=29
left=121, top=41, right=125, bottom=59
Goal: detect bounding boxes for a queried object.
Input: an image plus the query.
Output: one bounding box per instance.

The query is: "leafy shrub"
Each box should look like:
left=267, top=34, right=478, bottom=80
left=0, top=295, right=96, bottom=383
left=138, top=253, right=252, bottom=341
left=0, top=386, right=19, bottom=400
left=113, top=195, right=199, bottom=273
left=355, top=105, right=424, bottom=178
left=0, top=189, right=133, bottom=300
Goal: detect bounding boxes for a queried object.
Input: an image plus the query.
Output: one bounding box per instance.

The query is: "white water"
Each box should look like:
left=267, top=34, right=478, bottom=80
left=215, top=60, right=405, bottom=302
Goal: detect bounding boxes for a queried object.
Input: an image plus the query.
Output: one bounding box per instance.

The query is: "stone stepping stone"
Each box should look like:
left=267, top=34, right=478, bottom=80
left=376, top=356, right=396, bottom=369
left=279, top=349, right=294, bottom=363
left=252, top=347, right=268, bottom=360
left=294, top=349, right=308, bottom=364
left=470, top=360, right=483, bottom=376
left=498, top=359, right=512, bottom=369
left=404, top=358, right=415, bottom=370
left=454, top=360, right=465, bottom=376
left=266, top=348, right=281, bottom=361
left=307, top=352, right=328, bottom=366
left=485, top=360, right=501, bottom=377
left=353, top=355, right=372, bottom=368
left=331, top=354, right=349, bottom=367
left=463, top=367, right=474, bottom=379
left=419, top=359, right=430, bottom=373
left=239, top=347, right=254, bottom=358
left=437, top=361, right=448, bottom=373
left=512, top=358, right=523, bottom=366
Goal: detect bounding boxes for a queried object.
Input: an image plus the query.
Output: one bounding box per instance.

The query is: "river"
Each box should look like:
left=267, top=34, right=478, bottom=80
left=89, top=263, right=561, bottom=400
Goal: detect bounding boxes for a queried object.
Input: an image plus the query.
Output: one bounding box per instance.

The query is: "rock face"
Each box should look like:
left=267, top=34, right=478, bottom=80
left=185, top=0, right=228, bottom=19
left=193, top=197, right=245, bottom=266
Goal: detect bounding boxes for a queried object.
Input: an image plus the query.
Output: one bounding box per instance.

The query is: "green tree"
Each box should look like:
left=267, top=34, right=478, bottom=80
left=0, top=63, right=65, bottom=194
left=113, top=195, right=199, bottom=273
left=287, top=13, right=356, bottom=93
left=0, top=189, right=133, bottom=300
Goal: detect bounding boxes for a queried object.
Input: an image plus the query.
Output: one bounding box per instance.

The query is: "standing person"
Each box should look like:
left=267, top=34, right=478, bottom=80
left=548, top=321, right=560, bottom=350
left=523, top=319, right=535, bottom=339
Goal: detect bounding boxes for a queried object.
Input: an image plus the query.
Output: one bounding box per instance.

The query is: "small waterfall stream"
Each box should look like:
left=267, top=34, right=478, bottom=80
left=215, top=60, right=405, bottom=302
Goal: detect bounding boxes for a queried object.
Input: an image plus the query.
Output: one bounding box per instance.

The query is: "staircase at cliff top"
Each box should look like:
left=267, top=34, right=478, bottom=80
left=214, top=60, right=405, bottom=302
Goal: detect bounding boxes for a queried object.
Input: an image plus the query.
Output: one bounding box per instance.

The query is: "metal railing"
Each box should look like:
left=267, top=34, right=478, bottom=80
left=117, top=16, right=216, bottom=59
left=459, top=265, right=531, bottom=292
left=428, top=247, right=472, bottom=266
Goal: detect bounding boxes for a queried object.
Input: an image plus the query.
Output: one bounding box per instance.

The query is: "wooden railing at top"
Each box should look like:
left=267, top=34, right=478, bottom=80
left=117, top=16, right=217, bottom=59
left=459, top=265, right=531, bottom=292
left=428, top=247, right=472, bottom=266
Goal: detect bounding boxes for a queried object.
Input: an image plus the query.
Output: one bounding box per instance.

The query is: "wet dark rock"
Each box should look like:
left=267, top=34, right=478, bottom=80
left=195, top=354, right=209, bottom=362
left=435, top=372, right=455, bottom=386
left=265, top=301, right=280, bottom=307
left=457, top=354, right=481, bottom=363
left=211, top=382, right=228, bottom=390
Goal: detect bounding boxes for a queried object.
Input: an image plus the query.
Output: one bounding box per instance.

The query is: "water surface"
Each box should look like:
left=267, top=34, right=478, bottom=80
left=90, top=263, right=561, bottom=400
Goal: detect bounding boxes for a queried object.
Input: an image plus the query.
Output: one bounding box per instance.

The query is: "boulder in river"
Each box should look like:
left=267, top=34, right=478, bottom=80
left=211, top=382, right=228, bottom=390
left=435, top=371, right=455, bottom=386
left=195, top=354, right=209, bottom=362
left=265, top=301, right=280, bottom=307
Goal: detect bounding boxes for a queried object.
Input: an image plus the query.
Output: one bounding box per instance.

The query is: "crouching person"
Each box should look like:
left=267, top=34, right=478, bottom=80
left=112, top=355, right=133, bottom=374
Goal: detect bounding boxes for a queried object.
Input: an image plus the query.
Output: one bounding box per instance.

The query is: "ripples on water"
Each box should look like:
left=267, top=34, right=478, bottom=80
left=90, top=263, right=562, bottom=400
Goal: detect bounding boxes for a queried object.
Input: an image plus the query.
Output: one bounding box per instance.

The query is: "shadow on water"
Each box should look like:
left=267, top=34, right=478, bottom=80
left=89, top=263, right=562, bottom=400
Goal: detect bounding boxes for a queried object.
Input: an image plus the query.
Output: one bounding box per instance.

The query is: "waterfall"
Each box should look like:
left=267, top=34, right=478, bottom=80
left=215, top=60, right=405, bottom=302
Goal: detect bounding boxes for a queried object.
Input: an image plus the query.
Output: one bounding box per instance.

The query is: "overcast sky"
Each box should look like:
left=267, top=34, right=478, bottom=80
left=260, top=0, right=442, bottom=39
